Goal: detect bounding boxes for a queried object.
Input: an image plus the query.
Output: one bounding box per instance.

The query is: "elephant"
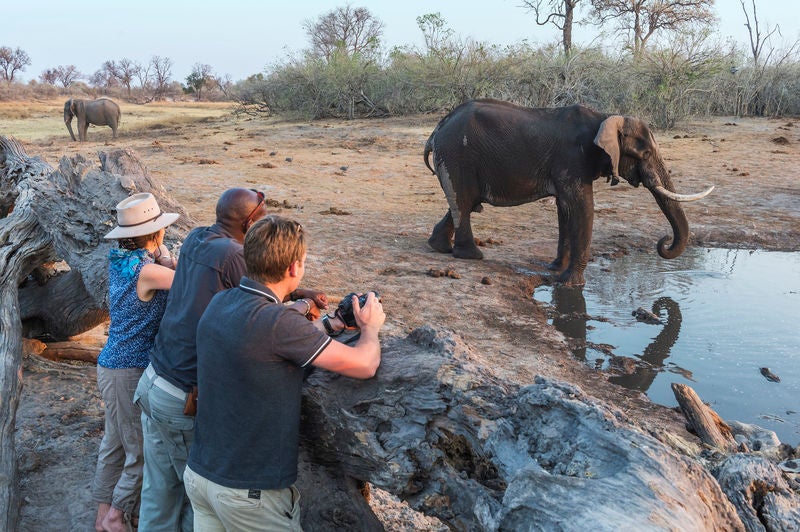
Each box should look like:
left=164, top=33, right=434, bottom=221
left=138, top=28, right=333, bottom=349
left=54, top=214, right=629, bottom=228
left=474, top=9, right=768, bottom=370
left=423, top=99, right=714, bottom=286
left=63, top=98, right=121, bottom=142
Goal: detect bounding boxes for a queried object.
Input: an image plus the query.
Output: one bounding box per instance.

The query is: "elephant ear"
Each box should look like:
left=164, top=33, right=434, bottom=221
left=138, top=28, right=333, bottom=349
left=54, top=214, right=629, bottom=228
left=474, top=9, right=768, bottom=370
left=594, top=115, right=625, bottom=179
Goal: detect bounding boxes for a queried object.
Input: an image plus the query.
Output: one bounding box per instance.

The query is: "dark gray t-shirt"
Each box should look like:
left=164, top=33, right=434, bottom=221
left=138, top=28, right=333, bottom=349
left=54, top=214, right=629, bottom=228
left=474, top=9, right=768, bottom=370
left=150, top=224, right=247, bottom=391
left=188, top=277, right=331, bottom=489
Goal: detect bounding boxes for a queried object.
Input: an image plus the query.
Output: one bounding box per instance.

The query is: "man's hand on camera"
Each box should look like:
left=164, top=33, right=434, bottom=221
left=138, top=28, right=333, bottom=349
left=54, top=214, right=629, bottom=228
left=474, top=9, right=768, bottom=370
left=353, top=292, right=385, bottom=333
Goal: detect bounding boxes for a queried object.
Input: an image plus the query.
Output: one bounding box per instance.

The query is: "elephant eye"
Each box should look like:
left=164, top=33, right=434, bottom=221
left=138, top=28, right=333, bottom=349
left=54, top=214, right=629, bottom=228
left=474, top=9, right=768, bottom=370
left=642, top=149, right=651, bottom=160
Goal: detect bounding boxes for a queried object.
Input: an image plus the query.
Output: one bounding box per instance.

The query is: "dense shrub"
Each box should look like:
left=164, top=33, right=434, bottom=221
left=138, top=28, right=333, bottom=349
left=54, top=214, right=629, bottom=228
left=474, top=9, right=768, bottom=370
left=234, top=35, right=800, bottom=126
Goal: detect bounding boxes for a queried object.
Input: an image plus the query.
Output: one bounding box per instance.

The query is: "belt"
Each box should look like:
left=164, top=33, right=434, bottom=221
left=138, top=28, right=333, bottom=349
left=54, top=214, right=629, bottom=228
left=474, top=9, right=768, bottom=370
left=145, top=364, right=187, bottom=400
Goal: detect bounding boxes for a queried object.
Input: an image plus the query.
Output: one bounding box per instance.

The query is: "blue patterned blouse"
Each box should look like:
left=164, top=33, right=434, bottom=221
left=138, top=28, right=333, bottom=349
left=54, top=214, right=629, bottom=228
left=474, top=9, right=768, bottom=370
left=97, top=248, right=169, bottom=369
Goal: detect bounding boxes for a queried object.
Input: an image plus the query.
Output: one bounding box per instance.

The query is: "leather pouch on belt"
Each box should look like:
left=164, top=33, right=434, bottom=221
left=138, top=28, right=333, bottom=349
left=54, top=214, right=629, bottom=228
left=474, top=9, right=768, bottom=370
left=183, top=386, right=198, bottom=416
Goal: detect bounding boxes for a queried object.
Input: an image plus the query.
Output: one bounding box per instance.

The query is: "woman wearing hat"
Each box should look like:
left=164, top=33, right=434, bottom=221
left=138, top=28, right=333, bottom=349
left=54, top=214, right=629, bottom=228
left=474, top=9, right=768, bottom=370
left=92, top=193, right=178, bottom=532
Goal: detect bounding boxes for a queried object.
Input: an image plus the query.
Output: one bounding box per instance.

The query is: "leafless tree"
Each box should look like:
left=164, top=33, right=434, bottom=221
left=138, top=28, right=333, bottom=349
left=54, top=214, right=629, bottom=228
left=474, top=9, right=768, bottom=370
left=38, top=68, right=59, bottom=86
left=212, top=73, right=234, bottom=98
left=149, top=55, right=173, bottom=101
left=519, top=0, right=584, bottom=55
left=589, top=0, right=715, bottom=59
left=304, top=5, right=384, bottom=61
left=0, top=46, right=31, bottom=84
left=54, top=65, right=81, bottom=88
left=133, top=61, right=152, bottom=98
left=97, top=59, right=138, bottom=98
left=739, top=0, right=781, bottom=67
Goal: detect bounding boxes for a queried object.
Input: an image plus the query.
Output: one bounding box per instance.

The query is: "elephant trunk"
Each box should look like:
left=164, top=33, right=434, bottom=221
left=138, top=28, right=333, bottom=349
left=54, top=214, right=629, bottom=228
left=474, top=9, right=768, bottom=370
left=64, top=107, right=77, bottom=142
left=648, top=175, right=690, bottom=260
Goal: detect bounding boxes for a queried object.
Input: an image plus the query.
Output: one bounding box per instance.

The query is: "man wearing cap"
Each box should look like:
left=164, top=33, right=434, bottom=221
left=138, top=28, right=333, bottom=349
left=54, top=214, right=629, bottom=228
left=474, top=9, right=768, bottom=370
left=134, top=188, right=329, bottom=531
left=93, top=193, right=179, bottom=532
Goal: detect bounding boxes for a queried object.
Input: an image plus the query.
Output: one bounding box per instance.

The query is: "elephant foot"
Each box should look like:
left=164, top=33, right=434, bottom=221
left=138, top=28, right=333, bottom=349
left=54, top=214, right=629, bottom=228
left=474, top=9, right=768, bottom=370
left=452, top=244, right=484, bottom=260
left=428, top=233, right=453, bottom=253
left=554, top=269, right=585, bottom=287
left=547, top=258, right=567, bottom=272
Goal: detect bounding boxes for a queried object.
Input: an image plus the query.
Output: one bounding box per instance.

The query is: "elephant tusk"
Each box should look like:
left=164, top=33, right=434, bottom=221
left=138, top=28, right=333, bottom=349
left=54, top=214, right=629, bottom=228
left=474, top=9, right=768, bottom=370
left=654, top=185, right=715, bottom=202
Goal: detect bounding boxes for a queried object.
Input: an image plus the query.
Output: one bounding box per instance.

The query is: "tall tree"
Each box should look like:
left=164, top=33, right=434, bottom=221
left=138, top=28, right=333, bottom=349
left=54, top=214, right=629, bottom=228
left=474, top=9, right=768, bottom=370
left=186, top=63, right=214, bottom=101
left=304, top=5, right=384, bottom=61
left=98, top=59, right=138, bottom=97
left=39, top=68, right=59, bottom=86
left=0, top=46, right=31, bottom=84
left=589, top=0, right=716, bottom=59
left=149, top=55, right=173, bottom=101
left=739, top=0, right=778, bottom=67
left=519, top=0, right=583, bottom=55
left=54, top=65, right=81, bottom=88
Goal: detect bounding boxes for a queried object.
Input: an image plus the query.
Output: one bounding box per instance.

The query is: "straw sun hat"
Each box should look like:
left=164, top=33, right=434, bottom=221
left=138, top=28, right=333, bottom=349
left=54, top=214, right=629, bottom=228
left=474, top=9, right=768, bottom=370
left=104, top=193, right=179, bottom=239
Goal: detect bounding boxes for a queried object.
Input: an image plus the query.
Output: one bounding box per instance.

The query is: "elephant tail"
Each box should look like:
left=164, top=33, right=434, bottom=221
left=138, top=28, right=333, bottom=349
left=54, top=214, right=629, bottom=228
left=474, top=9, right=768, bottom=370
left=424, top=134, right=435, bottom=175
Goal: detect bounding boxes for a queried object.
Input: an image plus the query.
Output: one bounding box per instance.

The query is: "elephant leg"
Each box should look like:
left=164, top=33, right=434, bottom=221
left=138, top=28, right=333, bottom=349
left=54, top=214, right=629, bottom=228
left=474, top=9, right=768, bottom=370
left=554, top=185, right=593, bottom=286
left=549, top=197, right=570, bottom=272
left=452, top=209, right=483, bottom=260
left=79, top=120, right=88, bottom=142
left=428, top=211, right=454, bottom=253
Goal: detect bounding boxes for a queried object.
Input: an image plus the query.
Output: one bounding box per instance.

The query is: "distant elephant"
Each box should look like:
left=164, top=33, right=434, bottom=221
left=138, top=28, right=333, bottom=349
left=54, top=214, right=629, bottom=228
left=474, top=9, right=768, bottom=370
left=64, top=98, right=121, bottom=142
left=424, top=99, right=714, bottom=286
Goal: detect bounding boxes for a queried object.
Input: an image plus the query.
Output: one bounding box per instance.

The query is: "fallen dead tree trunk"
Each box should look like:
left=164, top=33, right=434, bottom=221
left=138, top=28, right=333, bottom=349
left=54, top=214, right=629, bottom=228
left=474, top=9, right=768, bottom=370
left=672, top=382, right=738, bottom=452
left=301, top=326, right=747, bottom=530
left=0, top=136, right=193, bottom=529
left=672, top=383, right=800, bottom=531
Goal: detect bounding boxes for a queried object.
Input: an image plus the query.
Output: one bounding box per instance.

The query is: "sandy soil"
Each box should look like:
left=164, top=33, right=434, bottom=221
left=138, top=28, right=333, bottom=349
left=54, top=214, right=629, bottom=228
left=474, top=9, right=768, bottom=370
left=13, top=109, right=800, bottom=530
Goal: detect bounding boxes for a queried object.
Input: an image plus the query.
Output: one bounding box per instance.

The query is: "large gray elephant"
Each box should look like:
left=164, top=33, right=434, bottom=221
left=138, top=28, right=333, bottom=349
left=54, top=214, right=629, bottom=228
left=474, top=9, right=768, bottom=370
left=63, top=98, right=121, bottom=142
left=424, top=99, right=714, bottom=286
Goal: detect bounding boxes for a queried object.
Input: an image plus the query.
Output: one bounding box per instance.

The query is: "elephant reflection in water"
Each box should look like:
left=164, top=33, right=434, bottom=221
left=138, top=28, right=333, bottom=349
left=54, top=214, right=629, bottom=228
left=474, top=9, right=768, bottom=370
left=551, top=286, right=590, bottom=361
left=549, top=288, right=683, bottom=393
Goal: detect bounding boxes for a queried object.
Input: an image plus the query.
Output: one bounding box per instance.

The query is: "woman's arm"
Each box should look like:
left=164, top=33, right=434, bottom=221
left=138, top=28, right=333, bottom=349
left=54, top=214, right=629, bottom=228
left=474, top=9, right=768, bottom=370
left=136, top=263, right=175, bottom=301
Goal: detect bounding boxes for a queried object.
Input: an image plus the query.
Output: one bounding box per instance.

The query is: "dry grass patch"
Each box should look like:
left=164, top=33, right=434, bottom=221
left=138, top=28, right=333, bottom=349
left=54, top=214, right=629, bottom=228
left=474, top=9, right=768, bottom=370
left=0, top=99, right=234, bottom=142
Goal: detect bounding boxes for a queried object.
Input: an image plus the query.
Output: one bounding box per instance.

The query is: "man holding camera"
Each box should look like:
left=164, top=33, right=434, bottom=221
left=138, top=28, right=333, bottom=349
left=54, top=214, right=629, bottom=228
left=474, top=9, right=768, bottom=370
left=183, top=215, right=385, bottom=531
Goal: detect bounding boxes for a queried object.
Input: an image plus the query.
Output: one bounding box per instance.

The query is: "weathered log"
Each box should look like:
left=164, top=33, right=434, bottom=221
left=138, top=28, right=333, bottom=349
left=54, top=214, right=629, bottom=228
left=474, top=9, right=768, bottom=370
left=714, top=454, right=800, bottom=531
left=672, top=382, right=738, bottom=452
left=39, top=342, right=100, bottom=363
left=0, top=136, right=193, bottom=529
left=301, top=326, right=746, bottom=530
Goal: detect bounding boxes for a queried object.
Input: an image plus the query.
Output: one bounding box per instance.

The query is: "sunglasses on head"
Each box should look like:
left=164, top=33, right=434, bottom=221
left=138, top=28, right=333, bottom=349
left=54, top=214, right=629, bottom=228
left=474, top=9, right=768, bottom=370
left=242, top=189, right=266, bottom=233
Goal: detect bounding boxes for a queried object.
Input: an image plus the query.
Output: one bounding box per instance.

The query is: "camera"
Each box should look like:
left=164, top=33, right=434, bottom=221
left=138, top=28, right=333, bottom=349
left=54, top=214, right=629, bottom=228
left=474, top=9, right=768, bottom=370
left=336, top=291, right=380, bottom=328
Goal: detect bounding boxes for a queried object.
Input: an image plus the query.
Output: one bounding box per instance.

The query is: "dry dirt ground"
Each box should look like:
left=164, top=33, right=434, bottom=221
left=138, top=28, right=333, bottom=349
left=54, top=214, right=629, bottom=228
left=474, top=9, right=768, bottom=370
left=12, top=106, right=800, bottom=530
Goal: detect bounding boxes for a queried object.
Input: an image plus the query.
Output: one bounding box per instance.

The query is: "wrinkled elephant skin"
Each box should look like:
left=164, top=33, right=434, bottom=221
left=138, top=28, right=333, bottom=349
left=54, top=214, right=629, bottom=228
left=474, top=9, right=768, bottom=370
left=423, top=99, right=713, bottom=286
left=64, top=98, right=121, bottom=142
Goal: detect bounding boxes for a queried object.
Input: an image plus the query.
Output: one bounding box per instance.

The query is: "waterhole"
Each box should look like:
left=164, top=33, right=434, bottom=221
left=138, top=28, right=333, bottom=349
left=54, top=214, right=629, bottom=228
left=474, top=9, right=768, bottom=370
left=533, top=248, right=799, bottom=446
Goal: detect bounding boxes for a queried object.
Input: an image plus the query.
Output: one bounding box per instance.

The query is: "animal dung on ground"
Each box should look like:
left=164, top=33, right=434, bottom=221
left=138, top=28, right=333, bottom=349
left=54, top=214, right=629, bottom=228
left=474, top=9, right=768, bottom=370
left=427, top=268, right=460, bottom=279
left=319, top=206, right=351, bottom=215
left=481, top=276, right=493, bottom=285
left=760, top=367, right=781, bottom=382
left=258, top=162, right=277, bottom=168
left=285, top=156, right=293, bottom=162
left=632, top=307, right=662, bottom=325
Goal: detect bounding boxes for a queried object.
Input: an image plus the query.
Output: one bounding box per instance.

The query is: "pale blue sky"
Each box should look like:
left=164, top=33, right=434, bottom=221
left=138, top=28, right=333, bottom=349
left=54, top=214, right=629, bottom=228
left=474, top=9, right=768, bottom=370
left=6, top=1, right=799, bottom=84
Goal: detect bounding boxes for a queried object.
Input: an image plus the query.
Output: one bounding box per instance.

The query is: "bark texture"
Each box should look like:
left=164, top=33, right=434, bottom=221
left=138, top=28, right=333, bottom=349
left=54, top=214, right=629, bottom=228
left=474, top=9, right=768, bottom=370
left=301, top=326, right=746, bottom=530
left=0, top=137, right=192, bottom=529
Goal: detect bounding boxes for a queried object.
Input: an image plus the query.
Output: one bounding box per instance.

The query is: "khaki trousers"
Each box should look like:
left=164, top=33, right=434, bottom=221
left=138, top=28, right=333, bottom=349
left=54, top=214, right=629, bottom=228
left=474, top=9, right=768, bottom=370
left=184, top=465, right=302, bottom=531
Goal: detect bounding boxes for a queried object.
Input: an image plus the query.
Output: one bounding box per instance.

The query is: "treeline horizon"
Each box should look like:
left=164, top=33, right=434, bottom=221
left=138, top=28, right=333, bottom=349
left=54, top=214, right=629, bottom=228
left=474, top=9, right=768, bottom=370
left=2, top=4, right=799, bottom=128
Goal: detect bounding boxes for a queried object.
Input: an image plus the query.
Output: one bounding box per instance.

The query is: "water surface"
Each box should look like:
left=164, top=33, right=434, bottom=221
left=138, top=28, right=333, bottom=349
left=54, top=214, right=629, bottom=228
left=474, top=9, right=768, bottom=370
left=533, top=248, right=799, bottom=445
